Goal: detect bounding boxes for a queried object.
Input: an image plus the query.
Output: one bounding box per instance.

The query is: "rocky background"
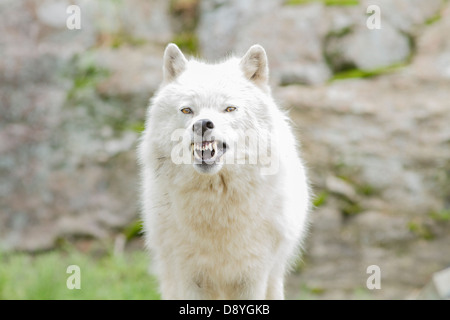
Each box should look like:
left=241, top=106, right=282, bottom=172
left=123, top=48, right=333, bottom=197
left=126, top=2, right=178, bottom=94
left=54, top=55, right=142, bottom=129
left=1, top=0, right=449, bottom=299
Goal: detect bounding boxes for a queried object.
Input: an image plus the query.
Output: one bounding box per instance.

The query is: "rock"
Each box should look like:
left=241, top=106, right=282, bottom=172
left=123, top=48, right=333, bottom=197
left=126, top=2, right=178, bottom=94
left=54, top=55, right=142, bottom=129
left=323, top=5, right=361, bottom=35
left=411, top=3, right=450, bottom=80
left=235, top=3, right=331, bottom=85
left=198, top=0, right=284, bottom=59
left=120, top=0, right=173, bottom=44
left=278, top=71, right=450, bottom=215
left=325, top=21, right=411, bottom=71
left=57, top=215, right=108, bottom=239
left=310, top=207, right=343, bottom=233
left=103, top=132, right=139, bottom=157
left=326, top=176, right=357, bottom=202
left=7, top=225, right=58, bottom=252
left=324, top=0, right=444, bottom=72
left=36, top=0, right=70, bottom=28
left=413, top=267, right=450, bottom=299
left=351, top=211, right=412, bottom=245
left=0, top=0, right=165, bottom=252
left=361, top=0, right=444, bottom=34
left=69, top=0, right=173, bottom=46
left=94, top=44, right=164, bottom=97
left=198, top=1, right=331, bottom=85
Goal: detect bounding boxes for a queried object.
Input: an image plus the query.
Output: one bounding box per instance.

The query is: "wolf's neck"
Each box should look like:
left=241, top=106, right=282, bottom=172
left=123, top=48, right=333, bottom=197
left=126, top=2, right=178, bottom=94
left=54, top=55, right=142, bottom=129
left=170, top=166, right=276, bottom=229
left=173, top=165, right=266, bottom=199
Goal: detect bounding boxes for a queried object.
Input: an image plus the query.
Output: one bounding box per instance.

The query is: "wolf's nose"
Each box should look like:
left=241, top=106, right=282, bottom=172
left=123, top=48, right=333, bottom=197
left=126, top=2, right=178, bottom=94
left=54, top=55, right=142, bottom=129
left=193, top=119, right=214, bottom=135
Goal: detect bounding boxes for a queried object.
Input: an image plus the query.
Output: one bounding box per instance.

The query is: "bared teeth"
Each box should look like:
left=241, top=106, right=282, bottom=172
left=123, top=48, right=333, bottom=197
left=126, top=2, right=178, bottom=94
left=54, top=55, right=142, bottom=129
left=192, top=141, right=215, bottom=151
left=191, top=141, right=218, bottom=159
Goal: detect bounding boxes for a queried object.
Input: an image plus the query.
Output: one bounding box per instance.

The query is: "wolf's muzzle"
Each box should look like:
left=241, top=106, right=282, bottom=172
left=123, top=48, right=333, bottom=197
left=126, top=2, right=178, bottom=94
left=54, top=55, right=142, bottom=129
left=192, top=119, right=214, bottom=137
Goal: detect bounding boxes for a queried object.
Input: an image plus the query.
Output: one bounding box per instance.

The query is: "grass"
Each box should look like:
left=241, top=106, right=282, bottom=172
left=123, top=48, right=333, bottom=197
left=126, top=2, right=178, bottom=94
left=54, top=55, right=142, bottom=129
left=109, top=32, right=147, bottom=49
left=407, top=221, right=434, bottom=240
left=172, top=32, right=199, bottom=56
left=312, top=191, right=328, bottom=208
left=329, top=63, right=407, bottom=81
left=123, top=220, right=144, bottom=240
left=170, top=0, right=200, bottom=56
left=65, top=54, right=110, bottom=101
left=425, top=12, right=442, bottom=25
left=430, top=209, right=450, bottom=222
left=296, top=284, right=326, bottom=300
left=342, top=201, right=363, bottom=216
left=355, top=183, right=379, bottom=197
left=64, top=53, right=145, bottom=136
left=0, top=247, right=160, bottom=300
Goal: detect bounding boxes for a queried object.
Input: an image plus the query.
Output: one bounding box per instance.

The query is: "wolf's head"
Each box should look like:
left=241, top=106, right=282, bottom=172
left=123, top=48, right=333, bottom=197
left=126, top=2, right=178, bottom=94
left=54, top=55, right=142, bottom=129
left=144, top=43, right=278, bottom=176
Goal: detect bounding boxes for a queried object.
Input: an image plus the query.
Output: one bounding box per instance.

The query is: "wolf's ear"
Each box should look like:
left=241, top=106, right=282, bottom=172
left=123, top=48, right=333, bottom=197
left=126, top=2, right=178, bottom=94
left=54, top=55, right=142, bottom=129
left=163, top=43, right=187, bottom=83
left=239, top=45, right=269, bottom=87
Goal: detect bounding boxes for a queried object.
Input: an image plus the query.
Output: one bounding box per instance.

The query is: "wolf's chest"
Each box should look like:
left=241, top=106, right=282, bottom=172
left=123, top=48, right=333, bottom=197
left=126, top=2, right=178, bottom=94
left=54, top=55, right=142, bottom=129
left=176, top=200, right=278, bottom=282
left=173, top=190, right=280, bottom=261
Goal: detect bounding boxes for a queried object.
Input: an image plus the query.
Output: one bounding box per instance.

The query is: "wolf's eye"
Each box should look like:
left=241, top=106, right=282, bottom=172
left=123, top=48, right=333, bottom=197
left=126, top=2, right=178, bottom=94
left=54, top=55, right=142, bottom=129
left=180, top=107, right=193, bottom=114
left=225, top=106, right=236, bottom=112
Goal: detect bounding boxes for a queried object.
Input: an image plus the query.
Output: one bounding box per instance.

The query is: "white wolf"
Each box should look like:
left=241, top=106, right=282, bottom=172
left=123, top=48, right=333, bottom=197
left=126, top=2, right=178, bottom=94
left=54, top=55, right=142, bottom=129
left=138, top=43, right=310, bottom=299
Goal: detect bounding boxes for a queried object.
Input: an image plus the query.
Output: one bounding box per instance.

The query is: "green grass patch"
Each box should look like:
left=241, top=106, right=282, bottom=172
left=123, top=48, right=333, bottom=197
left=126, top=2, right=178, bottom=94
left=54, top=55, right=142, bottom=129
left=329, top=63, right=406, bottom=81
left=111, top=119, right=146, bottom=134
left=110, top=32, right=147, bottom=49
left=0, top=248, right=160, bottom=300
left=407, top=221, right=434, bottom=240
left=71, top=65, right=109, bottom=93
left=296, top=284, right=326, bottom=300
left=312, top=191, right=328, bottom=208
left=64, top=53, right=145, bottom=136
left=326, top=26, right=353, bottom=39
left=425, top=13, right=442, bottom=25
left=342, top=202, right=363, bottom=216
left=351, top=286, right=375, bottom=299
left=355, top=183, right=379, bottom=197
left=65, top=55, right=110, bottom=101
left=170, top=0, right=200, bottom=56
left=129, top=121, right=146, bottom=133
left=172, top=32, right=199, bottom=56
left=430, top=209, right=450, bottom=222
left=286, top=0, right=359, bottom=6
left=123, top=220, right=144, bottom=240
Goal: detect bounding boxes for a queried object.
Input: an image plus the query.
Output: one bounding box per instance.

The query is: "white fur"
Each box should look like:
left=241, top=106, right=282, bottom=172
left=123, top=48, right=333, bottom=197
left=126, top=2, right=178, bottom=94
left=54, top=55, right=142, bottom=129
left=138, top=44, right=310, bottom=300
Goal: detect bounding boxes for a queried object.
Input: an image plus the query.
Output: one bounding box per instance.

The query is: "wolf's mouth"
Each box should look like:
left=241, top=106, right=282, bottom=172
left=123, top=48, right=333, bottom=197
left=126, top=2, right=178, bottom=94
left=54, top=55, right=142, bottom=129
left=191, top=140, right=227, bottom=164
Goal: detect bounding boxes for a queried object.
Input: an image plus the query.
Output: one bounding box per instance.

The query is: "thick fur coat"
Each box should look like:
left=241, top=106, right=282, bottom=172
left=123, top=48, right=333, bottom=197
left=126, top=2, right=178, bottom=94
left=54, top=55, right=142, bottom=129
left=138, top=44, right=310, bottom=299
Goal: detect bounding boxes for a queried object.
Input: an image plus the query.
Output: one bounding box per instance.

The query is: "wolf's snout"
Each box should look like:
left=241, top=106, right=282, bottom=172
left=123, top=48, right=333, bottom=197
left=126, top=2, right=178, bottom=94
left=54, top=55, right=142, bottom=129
left=190, top=118, right=227, bottom=167
left=193, top=119, right=214, bottom=136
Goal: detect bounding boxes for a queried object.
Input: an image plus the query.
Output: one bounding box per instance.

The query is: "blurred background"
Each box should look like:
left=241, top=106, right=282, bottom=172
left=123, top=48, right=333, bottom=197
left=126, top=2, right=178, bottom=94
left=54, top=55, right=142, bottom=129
left=1, top=0, right=449, bottom=299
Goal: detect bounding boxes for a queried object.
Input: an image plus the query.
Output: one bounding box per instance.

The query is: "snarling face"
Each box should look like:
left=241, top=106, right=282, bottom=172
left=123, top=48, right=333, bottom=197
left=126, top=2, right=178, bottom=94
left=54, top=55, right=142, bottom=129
left=145, top=44, right=272, bottom=176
